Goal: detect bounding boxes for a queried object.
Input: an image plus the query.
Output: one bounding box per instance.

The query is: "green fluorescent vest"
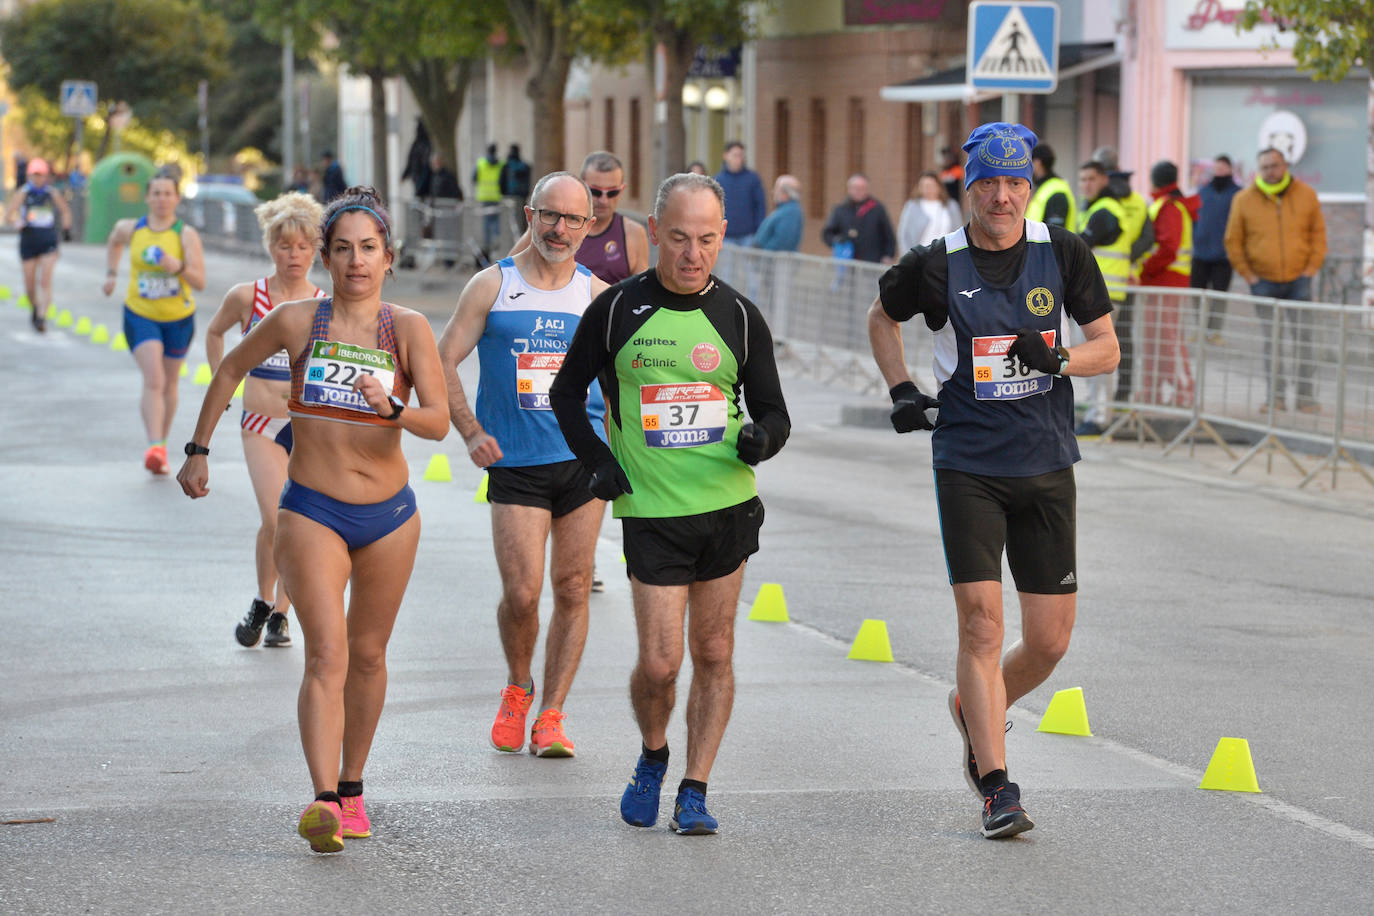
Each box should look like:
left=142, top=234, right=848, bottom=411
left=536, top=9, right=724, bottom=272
left=1026, top=175, right=1076, bottom=230
left=1079, top=196, right=1131, bottom=302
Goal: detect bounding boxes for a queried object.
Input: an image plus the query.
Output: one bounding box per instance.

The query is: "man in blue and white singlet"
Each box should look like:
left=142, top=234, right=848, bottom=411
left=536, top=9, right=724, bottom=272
left=867, top=122, right=1119, bottom=839
left=439, top=171, right=610, bottom=759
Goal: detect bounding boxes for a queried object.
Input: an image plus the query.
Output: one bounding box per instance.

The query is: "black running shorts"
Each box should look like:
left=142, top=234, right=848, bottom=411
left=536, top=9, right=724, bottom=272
left=621, top=496, right=764, bottom=586
left=487, top=459, right=599, bottom=518
left=934, top=467, right=1077, bottom=594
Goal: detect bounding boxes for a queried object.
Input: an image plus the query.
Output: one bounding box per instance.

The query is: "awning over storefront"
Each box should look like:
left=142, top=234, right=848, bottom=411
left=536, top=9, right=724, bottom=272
left=879, top=41, right=1120, bottom=103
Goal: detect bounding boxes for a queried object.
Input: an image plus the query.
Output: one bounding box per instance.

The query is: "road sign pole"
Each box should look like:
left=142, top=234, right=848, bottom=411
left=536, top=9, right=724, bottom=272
left=282, top=28, right=295, bottom=187
left=1002, top=92, right=1019, bottom=123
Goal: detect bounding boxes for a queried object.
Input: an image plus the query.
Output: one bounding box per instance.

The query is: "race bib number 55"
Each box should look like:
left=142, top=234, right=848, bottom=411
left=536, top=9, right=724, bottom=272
left=972, top=331, right=1056, bottom=400
left=640, top=382, right=727, bottom=448
left=302, top=340, right=396, bottom=413
left=516, top=352, right=562, bottom=410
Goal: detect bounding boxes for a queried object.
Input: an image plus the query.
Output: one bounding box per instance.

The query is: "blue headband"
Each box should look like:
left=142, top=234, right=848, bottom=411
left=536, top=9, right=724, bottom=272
left=961, top=122, right=1037, bottom=189
left=324, top=204, right=389, bottom=242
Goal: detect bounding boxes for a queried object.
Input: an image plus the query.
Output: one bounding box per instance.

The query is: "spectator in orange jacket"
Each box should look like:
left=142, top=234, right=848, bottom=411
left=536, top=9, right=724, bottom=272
left=1223, top=147, right=1326, bottom=413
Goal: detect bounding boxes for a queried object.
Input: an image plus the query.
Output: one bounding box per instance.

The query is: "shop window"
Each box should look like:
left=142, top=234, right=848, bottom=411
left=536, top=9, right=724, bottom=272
left=604, top=98, right=615, bottom=153
left=809, top=97, right=826, bottom=219
left=629, top=98, right=642, bottom=200
left=847, top=97, right=865, bottom=177
left=775, top=99, right=790, bottom=176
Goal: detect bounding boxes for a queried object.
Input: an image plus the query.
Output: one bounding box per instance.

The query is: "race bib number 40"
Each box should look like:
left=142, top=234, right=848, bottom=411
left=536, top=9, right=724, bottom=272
left=516, top=352, right=562, bottom=410
left=640, top=383, right=727, bottom=448
left=972, top=331, right=1056, bottom=400
left=302, top=340, right=396, bottom=413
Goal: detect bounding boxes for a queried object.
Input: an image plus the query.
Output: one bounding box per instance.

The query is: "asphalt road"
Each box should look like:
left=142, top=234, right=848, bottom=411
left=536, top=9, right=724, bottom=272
left=2, top=243, right=1373, bottom=914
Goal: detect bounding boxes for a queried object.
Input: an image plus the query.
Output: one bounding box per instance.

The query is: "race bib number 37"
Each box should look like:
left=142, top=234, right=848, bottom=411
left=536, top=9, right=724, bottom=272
left=972, top=331, right=1056, bottom=400
left=640, top=382, right=727, bottom=448
left=302, top=340, right=396, bottom=413
left=516, top=352, right=562, bottom=410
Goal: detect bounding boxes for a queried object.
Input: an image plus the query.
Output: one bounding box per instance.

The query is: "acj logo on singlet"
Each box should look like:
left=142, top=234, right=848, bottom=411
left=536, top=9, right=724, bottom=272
left=509, top=315, right=569, bottom=356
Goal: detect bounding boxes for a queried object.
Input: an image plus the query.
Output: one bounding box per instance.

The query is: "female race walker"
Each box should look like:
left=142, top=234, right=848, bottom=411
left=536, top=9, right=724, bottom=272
left=102, top=170, right=207, bottom=474
left=176, top=187, right=448, bottom=854
left=204, top=192, right=327, bottom=650
left=4, top=157, right=72, bottom=333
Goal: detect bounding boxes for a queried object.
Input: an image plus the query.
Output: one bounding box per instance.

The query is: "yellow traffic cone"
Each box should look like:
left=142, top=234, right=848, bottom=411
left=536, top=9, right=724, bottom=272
left=0, top=284, right=12, bottom=301
left=18, top=293, right=30, bottom=309
left=1036, top=686, right=1093, bottom=736
left=1199, top=737, right=1261, bottom=793
left=747, top=583, right=789, bottom=622
left=74, top=316, right=92, bottom=336
left=56, top=308, right=73, bottom=328
left=233, top=379, right=245, bottom=398
left=192, top=363, right=212, bottom=385
left=847, top=619, right=894, bottom=662
left=111, top=332, right=129, bottom=351
left=473, top=471, right=489, bottom=503
left=423, top=454, right=453, bottom=482
left=45, top=302, right=56, bottom=319
left=90, top=324, right=110, bottom=345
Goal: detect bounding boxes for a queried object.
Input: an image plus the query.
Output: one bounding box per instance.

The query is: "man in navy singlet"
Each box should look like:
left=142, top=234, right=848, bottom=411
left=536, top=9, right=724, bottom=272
left=867, top=122, right=1119, bottom=840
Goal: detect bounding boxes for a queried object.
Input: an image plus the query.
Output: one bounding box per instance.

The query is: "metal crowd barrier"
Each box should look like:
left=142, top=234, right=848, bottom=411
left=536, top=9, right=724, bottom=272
left=712, top=245, right=1374, bottom=489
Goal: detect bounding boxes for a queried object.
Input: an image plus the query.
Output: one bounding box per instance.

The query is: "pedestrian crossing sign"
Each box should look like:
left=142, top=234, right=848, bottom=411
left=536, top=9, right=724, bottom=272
left=968, top=2, right=1060, bottom=93
left=60, top=80, right=98, bottom=117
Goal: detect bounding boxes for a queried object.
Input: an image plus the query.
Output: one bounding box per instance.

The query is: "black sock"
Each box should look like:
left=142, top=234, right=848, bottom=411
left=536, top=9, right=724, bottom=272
left=642, top=742, right=669, bottom=763
left=978, top=769, right=1009, bottom=795
left=337, top=780, right=363, bottom=798
left=315, top=790, right=342, bottom=806
left=678, top=778, right=707, bottom=797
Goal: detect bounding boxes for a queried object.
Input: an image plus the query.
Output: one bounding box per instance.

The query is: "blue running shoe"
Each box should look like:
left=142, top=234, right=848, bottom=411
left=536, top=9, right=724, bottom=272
left=620, top=755, right=667, bottom=827
left=981, top=779, right=1034, bottom=839
left=669, top=787, right=718, bottom=835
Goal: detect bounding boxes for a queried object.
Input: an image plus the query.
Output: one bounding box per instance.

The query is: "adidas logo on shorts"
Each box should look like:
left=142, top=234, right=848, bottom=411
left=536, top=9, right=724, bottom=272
left=1059, top=572, right=1076, bottom=586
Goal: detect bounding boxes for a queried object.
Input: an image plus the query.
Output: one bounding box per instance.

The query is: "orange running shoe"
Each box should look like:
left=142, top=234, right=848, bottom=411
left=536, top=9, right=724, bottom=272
left=490, top=683, right=534, bottom=752
left=143, top=444, right=169, bottom=475
left=297, top=799, right=344, bottom=853
left=529, top=708, right=575, bottom=758
left=341, top=794, right=371, bottom=839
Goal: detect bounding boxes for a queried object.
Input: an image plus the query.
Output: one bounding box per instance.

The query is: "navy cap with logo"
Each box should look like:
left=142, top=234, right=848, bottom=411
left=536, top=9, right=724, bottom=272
left=961, top=122, right=1038, bottom=189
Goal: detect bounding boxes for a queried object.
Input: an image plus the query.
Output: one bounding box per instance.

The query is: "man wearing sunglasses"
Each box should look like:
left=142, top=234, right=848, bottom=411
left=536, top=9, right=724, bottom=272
left=438, top=172, right=612, bottom=760
left=510, top=151, right=649, bottom=285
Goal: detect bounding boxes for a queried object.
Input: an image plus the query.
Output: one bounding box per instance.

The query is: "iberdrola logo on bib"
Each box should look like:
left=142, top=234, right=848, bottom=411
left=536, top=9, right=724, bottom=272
left=691, top=342, right=721, bottom=372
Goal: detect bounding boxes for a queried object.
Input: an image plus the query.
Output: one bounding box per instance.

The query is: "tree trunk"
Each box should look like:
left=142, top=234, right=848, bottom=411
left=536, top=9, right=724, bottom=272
left=401, top=57, right=475, bottom=180
left=528, top=51, right=572, bottom=177
left=367, top=68, right=389, bottom=195
left=651, top=28, right=696, bottom=189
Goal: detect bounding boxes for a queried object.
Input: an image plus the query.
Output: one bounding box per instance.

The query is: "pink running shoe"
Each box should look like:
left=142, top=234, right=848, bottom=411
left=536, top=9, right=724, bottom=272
left=341, top=794, right=371, bottom=839
left=490, top=683, right=534, bottom=752
left=297, top=799, right=343, bottom=853
left=529, top=708, right=575, bottom=758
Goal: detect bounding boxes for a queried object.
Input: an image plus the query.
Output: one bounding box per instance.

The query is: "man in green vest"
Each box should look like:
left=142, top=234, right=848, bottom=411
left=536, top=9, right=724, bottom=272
left=1026, top=144, right=1075, bottom=230
left=473, top=142, right=504, bottom=259
left=1074, top=160, right=1131, bottom=435
left=1090, top=145, right=1153, bottom=404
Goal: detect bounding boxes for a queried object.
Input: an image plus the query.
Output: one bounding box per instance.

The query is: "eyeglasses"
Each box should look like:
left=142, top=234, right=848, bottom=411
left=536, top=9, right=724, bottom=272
left=533, top=209, right=590, bottom=230
left=589, top=186, right=623, bottom=199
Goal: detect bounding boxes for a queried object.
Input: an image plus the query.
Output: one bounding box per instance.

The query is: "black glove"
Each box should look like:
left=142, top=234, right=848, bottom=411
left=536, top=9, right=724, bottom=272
left=588, top=458, right=632, bottom=501
left=1007, top=328, right=1062, bottom=375
left=736, top=423, right=770, bottom=465
left=889, top=381, right=940, bottom=433
left=62, top=228, right=72, bottom=242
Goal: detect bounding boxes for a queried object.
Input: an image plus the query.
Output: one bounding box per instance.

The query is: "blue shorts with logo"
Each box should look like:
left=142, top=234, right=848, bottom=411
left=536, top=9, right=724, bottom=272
left=279, top=479, right=417, bottom=551
left=123, top=306, right=195, bottom=359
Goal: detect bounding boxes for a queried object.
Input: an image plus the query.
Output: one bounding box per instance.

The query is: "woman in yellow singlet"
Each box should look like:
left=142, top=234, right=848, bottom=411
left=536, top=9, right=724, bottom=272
left=203, top=192, right=326, bottom=650
left=176, top=187, right=448, bottom=854
left=101, top=171, right=207, bottom=475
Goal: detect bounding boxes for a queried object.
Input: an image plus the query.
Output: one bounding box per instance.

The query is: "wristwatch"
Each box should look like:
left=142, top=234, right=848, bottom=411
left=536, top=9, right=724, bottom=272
left=1055, top=346, right=1070, bottom=377
left=184, top=442, right=210, bottom=456
left=382, top=395, right=406, bottom=421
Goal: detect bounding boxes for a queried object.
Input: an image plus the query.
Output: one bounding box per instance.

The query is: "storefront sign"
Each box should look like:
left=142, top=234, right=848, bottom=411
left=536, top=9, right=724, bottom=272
left=1165, top=0, right=1295, bottom=51
left=844, top=0, right=959, bottom=26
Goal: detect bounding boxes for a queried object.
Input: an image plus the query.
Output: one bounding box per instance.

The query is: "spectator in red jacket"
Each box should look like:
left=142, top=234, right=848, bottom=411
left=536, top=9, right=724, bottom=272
left=1137, top=161, right=1193, bottom=407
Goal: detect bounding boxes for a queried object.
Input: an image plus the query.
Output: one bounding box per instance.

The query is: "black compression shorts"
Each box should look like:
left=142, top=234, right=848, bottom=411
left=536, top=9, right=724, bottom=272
left=621, top=496, right=764, bottom=586
left=487, top=459, right=599, bottom=518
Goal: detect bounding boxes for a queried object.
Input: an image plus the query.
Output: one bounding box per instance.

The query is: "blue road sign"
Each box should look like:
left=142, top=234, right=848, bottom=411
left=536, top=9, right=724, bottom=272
left=60, top=80, right=98, bottom=117
left=967, top=2, right=1060, bottom=93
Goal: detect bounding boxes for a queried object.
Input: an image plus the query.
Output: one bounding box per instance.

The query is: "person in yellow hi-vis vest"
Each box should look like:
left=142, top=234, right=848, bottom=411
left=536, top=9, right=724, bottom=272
left=1074, top=160, right=1131, bottom=435
left=101, top=170, right=207, bottom=475
left=1137, top=160, right=1195, bottom=408
left=473, top=142, right=504, bottom=258
left=1026, top=144, right=1075, bottom=230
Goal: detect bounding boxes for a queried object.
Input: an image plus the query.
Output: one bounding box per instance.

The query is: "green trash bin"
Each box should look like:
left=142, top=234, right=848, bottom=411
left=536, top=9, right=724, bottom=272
left=84, top=153, right=157, bottom=243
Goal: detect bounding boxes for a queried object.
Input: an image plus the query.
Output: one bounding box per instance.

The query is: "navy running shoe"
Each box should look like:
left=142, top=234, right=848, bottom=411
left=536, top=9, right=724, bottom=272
left=620, top=755, right=667, bottom=827
left=981, top=779, right=1034, bottom=839
left=263, top=611, right=292, bottom=647
left=669, top=787, right=718, bottom=836
left=235, top=599, right=273, bottom=647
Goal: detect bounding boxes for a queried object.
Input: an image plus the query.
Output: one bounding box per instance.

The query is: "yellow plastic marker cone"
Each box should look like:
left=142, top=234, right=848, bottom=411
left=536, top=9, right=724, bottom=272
left=90, top=324, right=110, bottom=345
left=847, top=619, right=894, bottom=662
left=1036, top=686, right=1093, bottom=736
left=45, top=303, right=55, bottom=319
left=56, top=308, right=73, bottom=328
left=473, top=471, right=490, bottom=503
left=19, top=293, right=31, bottom=309
left=233, top=379, right=245, bottom=398
left=748, top=583, right=789, bottom=622
left=111, top=332, right=129, bottom=351
left=74, top=316, right=92, bottom=336
left=423, top=453, right=453, bottom=482
left=192, top=363, right=211, bottom=385
left=1199, top=737, right=1261, bottom=793
left=620, top=552, right=627, bottom=563
left=0, top=284, right=12, bottom=300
